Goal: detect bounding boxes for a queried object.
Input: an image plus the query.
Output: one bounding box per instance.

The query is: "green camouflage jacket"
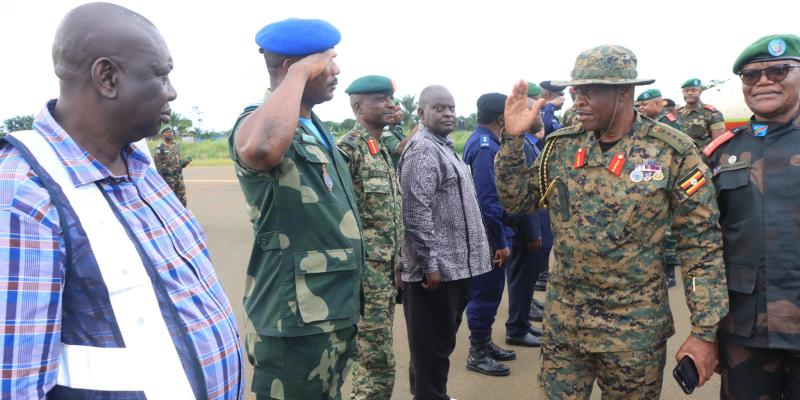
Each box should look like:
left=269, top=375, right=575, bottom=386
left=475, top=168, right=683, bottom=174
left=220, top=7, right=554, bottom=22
left=228, top=102, right=364, bottom=337
left=154, top=141, right=187, bottom=176
left=676, top=101, right=726, bottom=148
left=562, top=105, right=579, bottom=128
left=657, top=109, right=684, bottom=131
left=379, top=124, right=405, bottom=169
left=338, top=124, right=403, bottom=298
left=495, top=113, right=728, bottom=351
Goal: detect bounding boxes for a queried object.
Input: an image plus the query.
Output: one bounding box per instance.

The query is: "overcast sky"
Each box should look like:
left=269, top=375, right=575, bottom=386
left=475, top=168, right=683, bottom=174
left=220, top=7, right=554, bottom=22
left=1, top=0, right=798, bottom=130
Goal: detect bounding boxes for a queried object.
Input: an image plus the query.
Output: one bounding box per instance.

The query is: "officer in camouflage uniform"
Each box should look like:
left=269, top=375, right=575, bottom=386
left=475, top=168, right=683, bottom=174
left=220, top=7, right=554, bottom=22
left=154, top=126, right=191, bottom=206
left=562, top=86, right=580, bottom=128
left=705, top=33, right=800, bottom=400
left=379, top=98, right=405, bottom=169
left=637, top=88, right=684, bottom=287
left=495, top=45, right=729, bottom=399
left=337, top=75, right=403, bottom=400
left=675, top=78, right=726, bottom=148
left=228, top=19, right=363, bottom=400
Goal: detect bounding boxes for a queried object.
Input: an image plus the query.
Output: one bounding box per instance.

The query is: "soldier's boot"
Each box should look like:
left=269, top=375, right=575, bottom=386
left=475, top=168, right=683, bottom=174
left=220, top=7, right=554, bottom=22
left=534, top=272, right=549, bottom=291
left=466, top=338, right=510, bottom=376
left=487, top=341, right=516, bottom=361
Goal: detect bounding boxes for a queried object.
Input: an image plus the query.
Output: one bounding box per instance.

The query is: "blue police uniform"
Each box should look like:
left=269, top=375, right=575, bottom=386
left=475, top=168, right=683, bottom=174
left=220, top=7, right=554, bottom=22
left=537, top=104, right=563, bottom=150
left=502, top=134, right=554, bottom=338
left=463, top=127, right=512, bottom=342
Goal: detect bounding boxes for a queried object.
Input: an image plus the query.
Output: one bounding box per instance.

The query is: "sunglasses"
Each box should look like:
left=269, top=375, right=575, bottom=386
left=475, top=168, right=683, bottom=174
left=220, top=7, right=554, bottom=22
left=739, top=64, right=800, bottom=86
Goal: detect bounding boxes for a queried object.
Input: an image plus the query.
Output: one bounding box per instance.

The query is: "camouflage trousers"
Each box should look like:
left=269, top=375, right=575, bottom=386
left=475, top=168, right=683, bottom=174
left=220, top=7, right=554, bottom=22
left=719, top=333, right=800, bottom=400
left=246, top=326, right=357, bottom=400
left=351, top=294, right=396, bottom=400
left=163, top=173, right=187, bottom=206
left=538, top=340, right=666, bottom=399
left=352, top=259, right=397, bottom=400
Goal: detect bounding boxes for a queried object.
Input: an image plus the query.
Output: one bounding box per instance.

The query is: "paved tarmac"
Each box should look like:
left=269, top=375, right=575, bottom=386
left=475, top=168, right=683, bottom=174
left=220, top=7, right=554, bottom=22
left=184, top=166, right=720, bottom=400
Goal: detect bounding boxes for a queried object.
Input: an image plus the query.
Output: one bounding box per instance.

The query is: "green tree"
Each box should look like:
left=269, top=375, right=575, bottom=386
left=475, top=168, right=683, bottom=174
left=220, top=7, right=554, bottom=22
left=3, top=115, right=34, bottom=133
left=398, top=94, right=418, bottom=128
left=163, top=111, right=193, bottom=134
left=340, top=118, right=356, bottom=132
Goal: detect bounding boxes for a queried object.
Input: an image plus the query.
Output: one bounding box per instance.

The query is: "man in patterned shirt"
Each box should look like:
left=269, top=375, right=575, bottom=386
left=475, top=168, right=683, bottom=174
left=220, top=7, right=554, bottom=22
left=0, top=3, right=242, bottom=399
left=398, top=85, right=492, bottom=400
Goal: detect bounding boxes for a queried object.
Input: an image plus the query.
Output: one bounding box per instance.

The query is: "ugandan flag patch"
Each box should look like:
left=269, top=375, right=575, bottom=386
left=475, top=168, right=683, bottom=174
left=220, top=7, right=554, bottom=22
left=679, top=168, right=707, bottom=196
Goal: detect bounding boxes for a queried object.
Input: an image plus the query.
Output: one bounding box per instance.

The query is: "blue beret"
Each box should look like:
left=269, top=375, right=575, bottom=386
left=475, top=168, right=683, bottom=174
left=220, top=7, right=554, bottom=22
left=255, top=18, right=341, bottom=56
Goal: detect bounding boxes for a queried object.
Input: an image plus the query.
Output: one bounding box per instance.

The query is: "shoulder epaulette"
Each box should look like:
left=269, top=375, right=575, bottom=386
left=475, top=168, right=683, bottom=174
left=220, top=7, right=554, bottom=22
left=665, top=112, right=677, bottom=122
left=648, top=122, right=694, bottom=155
left=703, top=104, right=717, bottom=112
left=545, top=125, right=582, bottom=141
left=702, top=130, right=738, bottom=157
left=337, top=131, right=359, bottom=150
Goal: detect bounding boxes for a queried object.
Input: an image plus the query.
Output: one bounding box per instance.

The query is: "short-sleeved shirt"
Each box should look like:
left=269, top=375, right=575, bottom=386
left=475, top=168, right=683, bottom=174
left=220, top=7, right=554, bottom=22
left=228, top=99, right=364, bottom=337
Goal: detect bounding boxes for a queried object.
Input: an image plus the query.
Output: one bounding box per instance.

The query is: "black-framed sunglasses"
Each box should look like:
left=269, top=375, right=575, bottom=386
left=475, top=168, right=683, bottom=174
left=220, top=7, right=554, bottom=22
left=739, top=64, right=800, bottom=85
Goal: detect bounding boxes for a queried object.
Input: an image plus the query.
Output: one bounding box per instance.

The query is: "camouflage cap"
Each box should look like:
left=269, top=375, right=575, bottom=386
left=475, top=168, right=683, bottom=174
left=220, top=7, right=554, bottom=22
left=552, top=45, right=654, bottom=87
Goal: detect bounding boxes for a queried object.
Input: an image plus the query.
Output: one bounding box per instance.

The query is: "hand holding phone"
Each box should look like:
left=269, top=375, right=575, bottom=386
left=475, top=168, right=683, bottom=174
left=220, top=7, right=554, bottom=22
left=673, top=356, right=699, bottom=394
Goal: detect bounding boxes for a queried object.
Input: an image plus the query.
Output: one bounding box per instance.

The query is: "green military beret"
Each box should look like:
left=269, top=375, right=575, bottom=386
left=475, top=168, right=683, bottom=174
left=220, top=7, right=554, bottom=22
left=345, top=75, right=395, bottom=95
left=160, top=126, right=173, bottom=134
left=681, top=78, right=702, bottom=88
left=527, top=82, right=542, bottom=97
left=636, top=88, right=662, bottom=102
left=732, top=34, right=800, bottom=73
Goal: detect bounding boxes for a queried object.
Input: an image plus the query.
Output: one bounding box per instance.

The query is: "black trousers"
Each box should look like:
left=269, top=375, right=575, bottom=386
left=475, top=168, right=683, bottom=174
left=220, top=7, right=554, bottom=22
left=403, top=278, right=471, bottom=400
left=719, top=332, right=800, bottom=400
left=505, top=245, right=545, bottom=337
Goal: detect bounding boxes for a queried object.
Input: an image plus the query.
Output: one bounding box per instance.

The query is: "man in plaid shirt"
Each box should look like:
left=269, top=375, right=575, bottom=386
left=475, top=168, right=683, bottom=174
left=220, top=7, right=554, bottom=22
left=0, top=4, right=242, bottom=399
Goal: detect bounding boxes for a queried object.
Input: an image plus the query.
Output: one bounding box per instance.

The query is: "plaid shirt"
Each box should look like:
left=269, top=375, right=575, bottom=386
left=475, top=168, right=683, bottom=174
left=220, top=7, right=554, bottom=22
left=0, top=101, right=243, bottom=399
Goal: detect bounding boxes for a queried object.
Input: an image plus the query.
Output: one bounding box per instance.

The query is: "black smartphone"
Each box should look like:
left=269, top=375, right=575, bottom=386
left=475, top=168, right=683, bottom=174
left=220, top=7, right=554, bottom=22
left=673, top=355, right=699, bottom=394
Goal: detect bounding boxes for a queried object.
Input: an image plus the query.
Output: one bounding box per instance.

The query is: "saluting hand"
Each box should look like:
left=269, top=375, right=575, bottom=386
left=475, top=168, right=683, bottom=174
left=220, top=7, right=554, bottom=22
left=504, top=80, right=546, bottom=136
left=289, top=49, right=337, bottom=81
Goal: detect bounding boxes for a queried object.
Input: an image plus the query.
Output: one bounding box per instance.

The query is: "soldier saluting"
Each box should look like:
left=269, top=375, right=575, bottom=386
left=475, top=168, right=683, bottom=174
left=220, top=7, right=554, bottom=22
left=495, top=45, right=729, bottom=399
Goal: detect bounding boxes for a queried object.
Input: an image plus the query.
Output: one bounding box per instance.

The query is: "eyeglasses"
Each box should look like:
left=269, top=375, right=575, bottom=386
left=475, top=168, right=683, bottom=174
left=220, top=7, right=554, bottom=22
left=739, top=64, right=800, bottom=85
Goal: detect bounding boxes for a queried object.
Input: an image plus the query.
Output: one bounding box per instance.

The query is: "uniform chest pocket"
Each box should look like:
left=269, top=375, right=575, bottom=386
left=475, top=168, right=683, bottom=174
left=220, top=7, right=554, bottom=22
left=364, top=169, right=391, bottom=194
left=714, top=162, right=751, bottom=225
left=292, top=142, right=338, bottom=203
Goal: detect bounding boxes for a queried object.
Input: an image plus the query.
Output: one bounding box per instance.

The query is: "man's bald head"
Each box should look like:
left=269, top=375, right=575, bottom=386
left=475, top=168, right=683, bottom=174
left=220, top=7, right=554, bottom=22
left=418, top=85, right=455, bottom=136
left=52, top=2, right=161, bottom=82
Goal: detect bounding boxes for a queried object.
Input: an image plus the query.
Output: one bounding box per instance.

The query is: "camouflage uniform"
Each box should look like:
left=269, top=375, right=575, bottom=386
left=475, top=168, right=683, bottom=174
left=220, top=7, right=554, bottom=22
left=379, top=124, right=405, bottom=169
left=675, top=101, right=726, bottom=148
left=337, top=124, right=403, bottom=400
left=656, top=109, right=683, bottom=131
left=228, top=99, right=364, bottom=400
left=495, top=45, right=728, bottom=399
left=562, top=105, right=579, bottom=128
left=154, top=140, right=189, bottom=206
left=704, top=113, right=800, bottom=399
left=655, top=109, right=683, bottom=271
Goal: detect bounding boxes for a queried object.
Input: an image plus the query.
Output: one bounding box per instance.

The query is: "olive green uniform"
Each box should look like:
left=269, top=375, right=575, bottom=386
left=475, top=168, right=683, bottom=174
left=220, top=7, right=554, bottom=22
left=229, top=98, right=365, bottom=400
left=675, top=101, right=726, bottom=148
left=154, top=140, right=189, bottom=206
left=337, top=125, right=403, bottom=400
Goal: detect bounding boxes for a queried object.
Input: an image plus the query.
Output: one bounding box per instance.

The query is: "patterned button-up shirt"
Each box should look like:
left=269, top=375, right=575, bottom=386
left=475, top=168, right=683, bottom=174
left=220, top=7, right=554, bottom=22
left=0, top=101, right=243, bottom=399
left=397, top=126, right=491, bottom=282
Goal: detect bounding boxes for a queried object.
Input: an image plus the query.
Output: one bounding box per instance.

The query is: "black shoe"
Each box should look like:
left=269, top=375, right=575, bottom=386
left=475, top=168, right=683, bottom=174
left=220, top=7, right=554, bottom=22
left=505, top=332, right=542, bottom=347
left=487, top=341, right=516, bottom=361
left=530, top=297, right=545, bottom=310
left=528, top=325, right=543, bottom=337
left=534, top=279, right=547, bottom=291
left=467, top=340, right=511, bottom=376
left=528, top=305, right=544, bottom=322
